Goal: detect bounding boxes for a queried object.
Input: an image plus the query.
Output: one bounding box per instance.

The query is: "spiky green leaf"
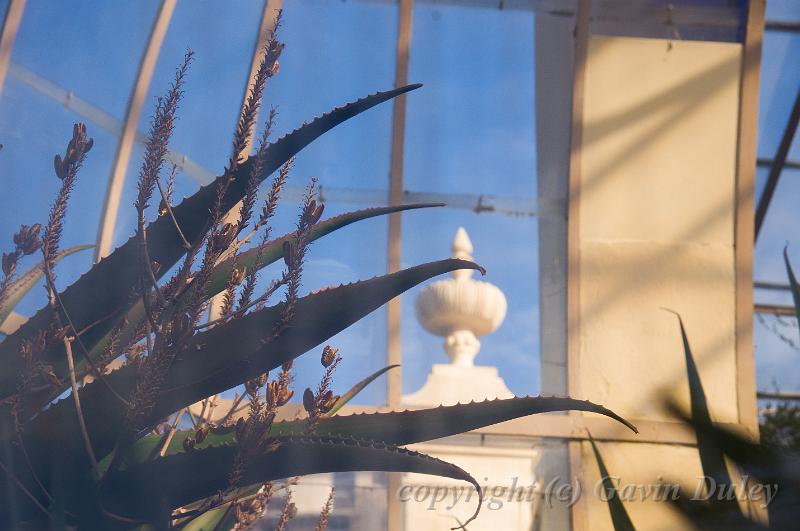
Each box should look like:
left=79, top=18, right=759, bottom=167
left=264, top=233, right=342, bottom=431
left=101, top=436, right=483, bottom=527
left=81, top=203, right=442, bottom=379
left=22, top=260, right=480, bottom=471
left=124, top=396, right=636, bottom=466
left=588, top=433, right=636, bottom=531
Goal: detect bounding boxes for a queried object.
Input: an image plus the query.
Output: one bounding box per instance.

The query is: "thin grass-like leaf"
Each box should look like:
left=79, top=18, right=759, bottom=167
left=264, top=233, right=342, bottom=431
left=784, top=247, right=800, bottom=331
left=324, top=364, right=399, bottom=417
left=588, top=433, right=636, bottom=531
left=667, top=311, right=735, bottom=507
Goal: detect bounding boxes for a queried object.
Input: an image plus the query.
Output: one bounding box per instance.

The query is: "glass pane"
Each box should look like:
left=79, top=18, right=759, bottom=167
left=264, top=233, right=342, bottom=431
left=755, top=167, right=800, bottom=392
left=12, top=0, right=160, bottom=118
left=265, top=0, right=398, bottom=405
left=758, top=0, right=800, bottom=161
left=0, top=1, right=159, bottom=315
left=402, top=5, right=538, bottom=398
left=756, top=30, right=800, bottom=160
left=756, top=1, right=800, bottom=395
left=117, top=0, right=397, bottom=407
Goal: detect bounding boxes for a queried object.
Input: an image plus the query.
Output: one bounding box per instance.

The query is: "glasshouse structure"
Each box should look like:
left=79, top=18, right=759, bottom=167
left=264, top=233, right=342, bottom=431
left=1, top=0, right=800, bottom=530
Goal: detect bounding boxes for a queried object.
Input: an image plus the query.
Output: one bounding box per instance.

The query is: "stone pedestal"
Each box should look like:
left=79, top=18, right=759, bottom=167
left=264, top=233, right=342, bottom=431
left=400, top=440, right=540, bottom=531
left=403, top=364, right=512, bottom=407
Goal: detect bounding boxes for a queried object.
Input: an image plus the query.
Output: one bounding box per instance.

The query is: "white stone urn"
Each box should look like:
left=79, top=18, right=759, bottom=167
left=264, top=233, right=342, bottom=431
left=415, top=227, right=507, bottom=367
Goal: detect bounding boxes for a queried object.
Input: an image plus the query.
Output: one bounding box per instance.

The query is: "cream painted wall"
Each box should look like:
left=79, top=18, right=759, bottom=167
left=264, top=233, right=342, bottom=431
left=578, top=35, right=742, bottom=423
left=571, top=35, right=745, bottom=531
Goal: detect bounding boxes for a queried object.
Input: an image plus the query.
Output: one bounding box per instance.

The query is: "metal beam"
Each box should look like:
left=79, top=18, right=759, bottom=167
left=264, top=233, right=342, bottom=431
left=765, top=20, right=800, bottom=33
left=754, top=280, right=791, bottom=291
left=754, top=303, right=795, bottom=317
left=0, top=0, right=25, bottom=96
left=754, top=85, right=800, bottom=241
left=757, top=157, right=800, bottom=171
left=95, top=0, right=177, bottom=262
left=757, top=390, right=800, bottom=401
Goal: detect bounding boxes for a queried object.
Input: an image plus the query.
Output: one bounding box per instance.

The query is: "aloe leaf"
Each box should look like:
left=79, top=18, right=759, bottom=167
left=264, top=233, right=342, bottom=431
left=274, top=395, right=637, bottom=443
left=588, top=433, right=636, bottom=531
left=784, top=247, right=800, bottom=331
left=0, top=84, right=422, bottom=401
left=0, top=244, right=94, bottom=328
left=123, top=396, right=636, bottom=466
left=23, top=259, right=479, bottom=469
left=153, top=259, right=481, bottom=422
left=325, top=364, right=399, bottom=417
left=669, top=312, right=734, bottom=503
left=101, top=435, right=483, bottom=527
left=209, top=203, right=442, bottom=297
left=82, top=203, right=442, bottom=377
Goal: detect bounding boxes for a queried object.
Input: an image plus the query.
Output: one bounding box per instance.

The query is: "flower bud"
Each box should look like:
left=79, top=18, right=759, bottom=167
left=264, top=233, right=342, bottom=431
left=1, top=252, right=15, bottom=276
left=13, top=224, right=42, bottom=256
left=303, top=387, right=315, bottom=413
left=183, top=435, right=196, bottom=451
left=230, top=267, right=246, bottom=286
left=282, top=241, right=294, bottom=269
left=318, top=390, right=338, bottom=414
left=321, top=345, right=338, bottom=368
left=195, top=426, right=208, bottom=445
left=235, top=417, right=247, bottom=439
left=54, top=154, right=67, bottom=179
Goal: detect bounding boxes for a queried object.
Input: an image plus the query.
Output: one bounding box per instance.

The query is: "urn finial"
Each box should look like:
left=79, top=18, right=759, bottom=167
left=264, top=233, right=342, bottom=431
left=415, top=227, right=507, bottom=366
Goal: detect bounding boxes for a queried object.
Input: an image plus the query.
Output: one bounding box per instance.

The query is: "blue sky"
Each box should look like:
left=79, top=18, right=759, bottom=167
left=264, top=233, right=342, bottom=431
left=0, top=0, right=798, bottom=406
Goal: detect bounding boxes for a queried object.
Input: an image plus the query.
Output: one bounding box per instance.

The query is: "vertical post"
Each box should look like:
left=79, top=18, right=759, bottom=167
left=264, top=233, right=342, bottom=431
left=535, top=4, right=577, bottom=528
left=567, top=1, right=591, bottom=530
left=95, top=0, right=177, bottom=262
left=0, top=0, right=26, bottom=97
left=735, top=0, right=764, bottom=432
left=207, top=0, right=282, bottom=323
left=387, top=2, right=413, bottom=529
left=387, top=0, right=413, bottom=409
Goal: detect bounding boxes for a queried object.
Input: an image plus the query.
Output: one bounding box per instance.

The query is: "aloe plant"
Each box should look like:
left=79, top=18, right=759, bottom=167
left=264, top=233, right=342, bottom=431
left=0, top=26, right=636, bottom=530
